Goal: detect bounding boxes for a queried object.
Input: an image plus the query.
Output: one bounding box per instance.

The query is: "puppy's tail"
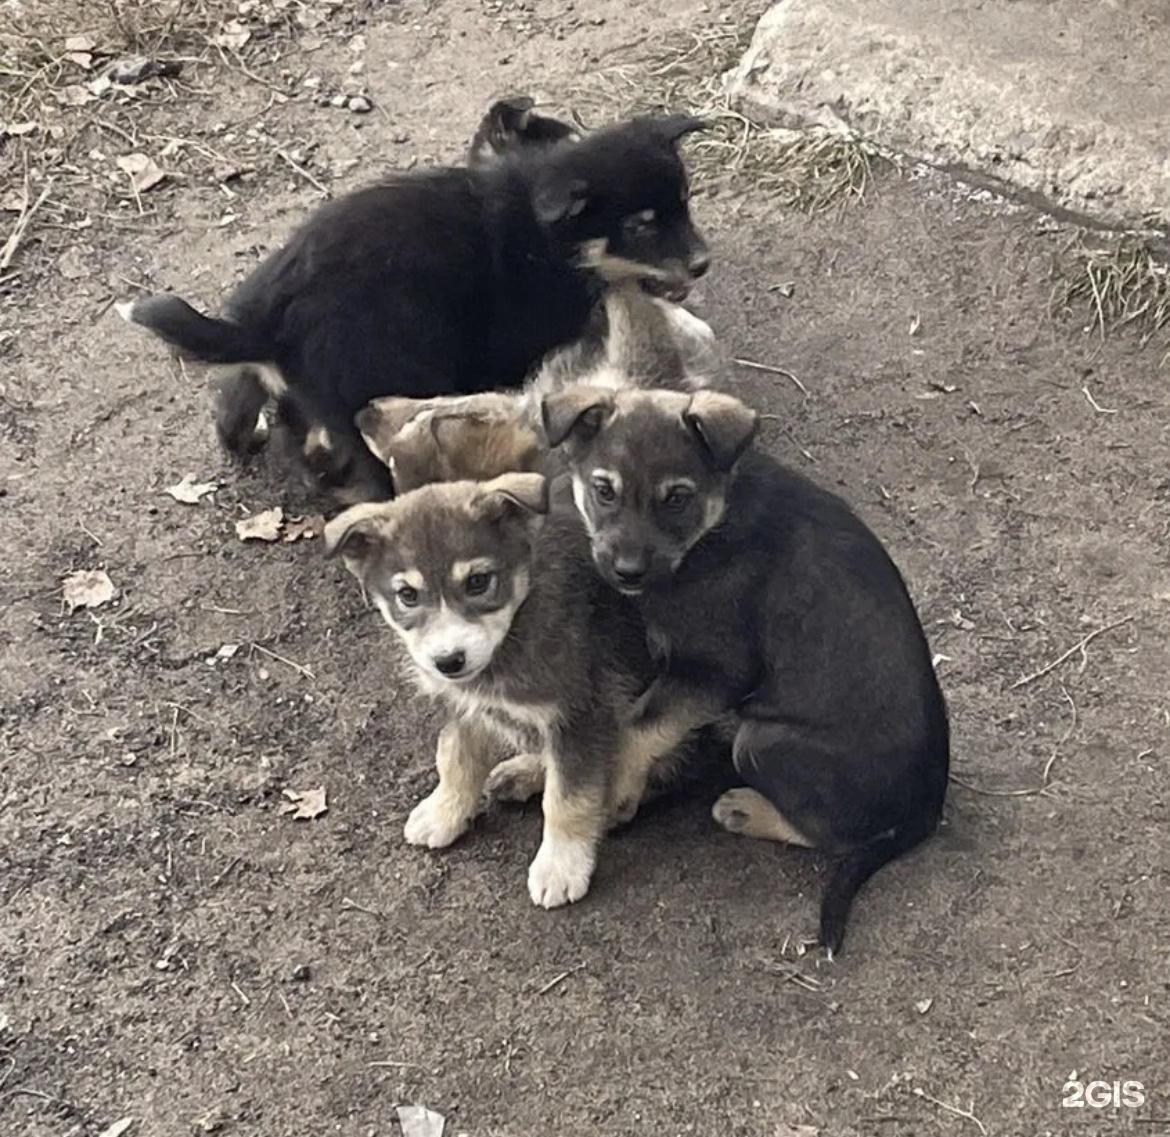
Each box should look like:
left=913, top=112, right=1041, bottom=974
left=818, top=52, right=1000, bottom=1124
left=116, top=293, right=271, bottom=364
left=819, top=812, right=940, bottom=957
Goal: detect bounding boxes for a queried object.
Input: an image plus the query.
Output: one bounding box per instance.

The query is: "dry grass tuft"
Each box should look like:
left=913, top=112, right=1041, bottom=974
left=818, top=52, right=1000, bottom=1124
left=1, top=0, right=221, bottom=128
left=567, top=22, right=883, bottom=210
left=1054, top=234, right=1170, bottom=347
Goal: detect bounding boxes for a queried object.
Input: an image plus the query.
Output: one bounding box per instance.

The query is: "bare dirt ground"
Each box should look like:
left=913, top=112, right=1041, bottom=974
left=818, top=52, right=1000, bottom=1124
left=2, top=2, right=1168, bottom=1135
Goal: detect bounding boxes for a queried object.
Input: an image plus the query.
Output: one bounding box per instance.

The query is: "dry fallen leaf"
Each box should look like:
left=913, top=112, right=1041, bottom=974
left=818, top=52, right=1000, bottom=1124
left=165, top=474, right=218, bottom=504
left=64, top=34, right=98, bottom=53
left=235, top=507, right=283, bottom=542
left=280, top=787, right=328, bottom=821
left=282, top=514, right=325, bottom=542
left=65, top=50, right=94, bottom=69
left=56, top=246, right=88, bottom=280
left=97, top=1118, right=136, bottom=1137
left=55, top=83, right=96, bottom=106
left=115, top=152, right=166, bottom=193
left=212, top=20, right=252, bottom=50
left=397, top=1105, right=445, bottom=1137
left=62, top=569, right=116, bottom=613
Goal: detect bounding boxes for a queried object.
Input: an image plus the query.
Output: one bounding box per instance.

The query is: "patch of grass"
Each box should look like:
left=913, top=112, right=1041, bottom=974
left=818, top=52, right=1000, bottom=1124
left=567, top=22, right=883, bottom=211
left=0, top=0, right=219, bottom=127
left=1055, top=234, right=1170, bottom=346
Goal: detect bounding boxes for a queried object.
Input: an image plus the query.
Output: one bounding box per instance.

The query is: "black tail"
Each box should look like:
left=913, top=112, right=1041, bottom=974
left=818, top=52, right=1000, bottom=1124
left=116, top=293, right=271, bottom=364
left=819, top=812, right=940, bottom=957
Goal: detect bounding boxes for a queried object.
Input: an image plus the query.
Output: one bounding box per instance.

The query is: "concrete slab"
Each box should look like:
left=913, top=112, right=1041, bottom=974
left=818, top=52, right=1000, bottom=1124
left=725, top=0, right=1170, bottom=234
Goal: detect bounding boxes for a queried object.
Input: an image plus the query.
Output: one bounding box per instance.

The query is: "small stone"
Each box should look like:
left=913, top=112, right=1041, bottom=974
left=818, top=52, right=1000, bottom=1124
left=348, top=95, right=372, bottom=113
left=292, top=964, right=312, bottom=982
left=391, top=130, right=410, bottom=144
left=329, top=93, right=347, bottom=108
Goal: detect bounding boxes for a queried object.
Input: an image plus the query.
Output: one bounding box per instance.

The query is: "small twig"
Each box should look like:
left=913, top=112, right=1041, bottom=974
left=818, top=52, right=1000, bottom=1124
left=340, top=896, right=382, bottom=918
left=759, top=415, right=815, bottom=463
left=209, top=856, right=241, bottom=888
left=911, top=1087, right=987, bottom=1136
left=231, top=980, right=251, bottom=1007
left=732, top=356, right=809, bottom=396
left=952, top=684, right=1077, bottom=797
left=276, top=149, right=330, bottom=197
left=1, top=177, right=54, bottom=272
left=1010, top=616, right=1132, bottom=690
left=76, top=518, right=103, bottom=546
left=249, top=642, right=315, bottom=681
left=537, top=962, right=586, bottom=995
left=369, top=1059, right=426, bottom=1070
left=1082, top=385, right=1118, bottom=414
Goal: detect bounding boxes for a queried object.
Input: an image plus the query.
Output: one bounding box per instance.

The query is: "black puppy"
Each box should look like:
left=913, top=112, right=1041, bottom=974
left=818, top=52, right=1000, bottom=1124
left=118, top=113, right=709, bottom=501
left=542, top=386, right=951, bottom=956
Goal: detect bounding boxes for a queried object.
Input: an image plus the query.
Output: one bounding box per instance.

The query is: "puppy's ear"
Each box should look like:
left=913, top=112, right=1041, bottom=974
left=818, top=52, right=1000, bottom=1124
left=541, top=386, right=616, bottom=448
left=533, top=174, right=590, bottom=225
left=356, top=397, right=429, bottom=466
left=470, top=472, right=550, bottom=521
left=654, top=114, right=707, bottom=145
left=683, top=390, right=759, bottom=472
left=322, top=503, right=393, bottom=563
left=488, top=95, right=535, bottom=134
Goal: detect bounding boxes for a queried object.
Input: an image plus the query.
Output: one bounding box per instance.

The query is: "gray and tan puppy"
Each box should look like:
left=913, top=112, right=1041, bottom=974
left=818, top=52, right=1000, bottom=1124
left=323, top=473, right=657, bottom=908
left=354, top=280, right=719, bottom=495
left=541, top=386, right=951, bottom=955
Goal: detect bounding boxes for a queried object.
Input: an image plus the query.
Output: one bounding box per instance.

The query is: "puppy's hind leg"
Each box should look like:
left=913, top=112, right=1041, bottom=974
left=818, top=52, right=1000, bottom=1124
left=404, top=718, right=497, bottom=849
left=214, top=366, right=269, bottom=456
left=485, top=751, right=546, bottom=803
left=712, top=787, right=814, bottom=846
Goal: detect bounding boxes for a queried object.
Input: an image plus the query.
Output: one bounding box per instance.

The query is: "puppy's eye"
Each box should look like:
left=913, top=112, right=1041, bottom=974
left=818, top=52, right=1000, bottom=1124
left=662, top=486, right=694, bottom=512
left=465, top=571, right=494, bottom=597
left=623, top=208, right=657, bottom=236
left=593, top=478, right=617, bottom=505
left=396, top=585, right=420, bottom=608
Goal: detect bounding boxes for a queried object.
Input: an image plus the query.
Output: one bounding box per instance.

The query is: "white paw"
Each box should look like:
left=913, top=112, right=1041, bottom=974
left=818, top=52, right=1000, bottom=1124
left=527, top=835, right=596, bottom=908
left=485, top=753, right=545, bottom=803
left=403, top=791, right=471, bottom=849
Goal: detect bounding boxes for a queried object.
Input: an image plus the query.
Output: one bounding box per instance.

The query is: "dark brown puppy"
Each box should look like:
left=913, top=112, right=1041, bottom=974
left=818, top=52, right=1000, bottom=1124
left=542, top=386, right=951, bottom=956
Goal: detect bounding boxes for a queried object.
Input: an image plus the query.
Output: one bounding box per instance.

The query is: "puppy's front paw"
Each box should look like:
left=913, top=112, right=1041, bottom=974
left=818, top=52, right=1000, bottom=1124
left=609, top=795, right=640, bottom=828
left=403, top=791, right=472, bottom=849
left=485, top=752, right=546, bottom=803
left=527, top=836, right=596, bottom=908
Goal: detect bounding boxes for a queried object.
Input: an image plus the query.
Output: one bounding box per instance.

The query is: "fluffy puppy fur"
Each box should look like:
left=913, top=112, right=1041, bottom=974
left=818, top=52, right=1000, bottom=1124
left=353, top=277, right=718, bottom=495
left=323, top=473, right=663, bottom=907
left=542, top=386, right=951, bottom=955
left=118, top=112, right=710, bottom=501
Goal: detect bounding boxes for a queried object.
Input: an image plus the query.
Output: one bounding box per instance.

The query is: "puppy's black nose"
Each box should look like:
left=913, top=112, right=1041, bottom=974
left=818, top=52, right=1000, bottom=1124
left=688, top=250, right=710, bottom=278
left=612, top=556, right=648, bottom=587
left=433, top=650, right=466, bottom=676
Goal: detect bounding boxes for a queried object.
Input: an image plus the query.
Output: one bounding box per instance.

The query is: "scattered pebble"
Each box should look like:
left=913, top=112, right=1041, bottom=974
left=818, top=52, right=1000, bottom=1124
left=348, top=95, right=372, bottom=113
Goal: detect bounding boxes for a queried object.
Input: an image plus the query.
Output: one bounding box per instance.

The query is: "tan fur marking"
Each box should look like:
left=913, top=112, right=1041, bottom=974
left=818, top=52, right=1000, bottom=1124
left=403, top=718, right=498, bottom=849
left=712, top=787, right=814, bottom=847
left=609, top=704, right=707, bottom=825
